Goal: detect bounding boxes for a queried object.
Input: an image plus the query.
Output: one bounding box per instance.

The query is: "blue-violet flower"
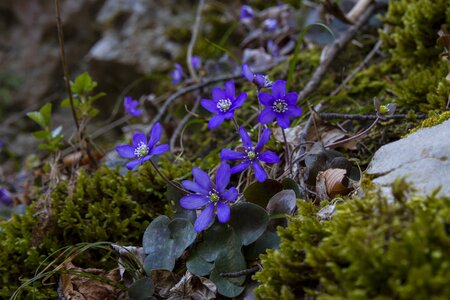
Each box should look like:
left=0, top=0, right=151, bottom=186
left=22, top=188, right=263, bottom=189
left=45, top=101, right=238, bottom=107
left=115, top=122, right=169, bottom=170
left=240, top=5, right=254, bottom=20
left=263, top=18, right=278, bottom=31
left=191, top=55, right=202, bottom=70
left=123, top=96, right=142, bottom=117
left=200, top=80, right=247, bottom=128
left=258, top=80, right=302, bottom=129
left=267, top=40, right=279, bottom=57
left=180, top=163, right=238, bottom=232
left=0, top=188, right=13, bottom=206
left=170, top=63, right=183, bottom=84
left=220, top=127, right=280, bottom=182
left=242, top=64, right=272, bottom=89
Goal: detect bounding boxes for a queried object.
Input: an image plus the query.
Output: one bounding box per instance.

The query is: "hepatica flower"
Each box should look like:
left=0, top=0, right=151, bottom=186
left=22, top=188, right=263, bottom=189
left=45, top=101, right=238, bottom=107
left=220, top=127, right=280, bottom=182
left=115, top=122, right=169, bottom=170
left=263, top=18, right=278, bottom=31
left=0, top=188, right=13, bottom=206
left=180, top=163, right=238, bottom=232
left=240, top=5, right=254, bottom=20
left=170, top=63, right=183, bottom=84
left=123, top=96, right=142, bottom=117
left=200, top=80, right=247, bottom=128
left=242, top=64, right=272, bottom=89
left=258, top=80, right=302, bottom=129
left=191, top=55, right=202, bottom=70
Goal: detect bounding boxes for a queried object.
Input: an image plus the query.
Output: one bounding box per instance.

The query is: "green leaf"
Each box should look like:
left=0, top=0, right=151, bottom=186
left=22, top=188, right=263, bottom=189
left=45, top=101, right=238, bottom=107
left=39, top=103, right=52, bottom=127
left=32, top=130, right=51, bottom=140
left=209, top=248, right=246, bottom=298
left=88, top=108, right=99, bottom=117
left=266, top=190, right=296, bottom=229
left=229, top=203, right=269, bottom=246
left=282, top=178, right=303, bottom=198
left=167, top=183, right=196, bottom=223
left=26, top=111, right=46, bottom=128
left=128, top=277, right=154, bottom=300
left=72, top=72, right=97, bottom=95
left=244, top=228, right=280, bottom=260
left=197, top=222, right=241, bottom=262
left=142, top=216, right=196, bottom=273
left=61, top=98, right=79, bottom=108
left=243, top=179, right=283, bottom=208
left=186, top=249, right=214, bottom=276
left=89, top=92, right=106, bottom=103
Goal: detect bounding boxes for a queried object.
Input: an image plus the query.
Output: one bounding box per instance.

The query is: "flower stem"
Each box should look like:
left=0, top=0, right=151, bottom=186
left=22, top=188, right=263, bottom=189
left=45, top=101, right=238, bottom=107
left=281, top=128, right=293, bottom=177
left=232, top=117, right=240, bottom=131
left=256, top=87, right=262, bottom=140
left=149, top=159, right=188, bottom=194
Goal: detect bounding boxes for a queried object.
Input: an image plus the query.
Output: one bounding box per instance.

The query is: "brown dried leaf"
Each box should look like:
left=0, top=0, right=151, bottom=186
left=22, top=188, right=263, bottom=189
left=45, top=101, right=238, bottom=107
left=60, top=262, right=121, bottom=300
left=316, top=171, right=330, bottom=201
left=323, top=168, right=353, bottom=198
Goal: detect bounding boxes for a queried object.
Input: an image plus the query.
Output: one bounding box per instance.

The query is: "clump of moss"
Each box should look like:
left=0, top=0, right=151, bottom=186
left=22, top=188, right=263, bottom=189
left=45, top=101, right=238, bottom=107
left=406, top=110, right=450, bottom=136
left=254, top=179, right=450, bottom=299
left=0, top=158, right=195, bottom=298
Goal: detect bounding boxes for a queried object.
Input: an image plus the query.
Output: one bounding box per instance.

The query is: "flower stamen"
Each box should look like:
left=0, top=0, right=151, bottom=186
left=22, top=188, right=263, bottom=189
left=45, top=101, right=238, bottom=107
left=272, top=99, right=288, bottom=113
left=209, top=190, right=220, bottom=202
left=217, top=99, right=232, bottom=112
left=134, top=142, right=149, bottom=158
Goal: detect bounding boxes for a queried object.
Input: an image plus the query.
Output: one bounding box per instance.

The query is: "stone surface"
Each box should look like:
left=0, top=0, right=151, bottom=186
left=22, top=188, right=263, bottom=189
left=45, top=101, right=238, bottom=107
left=366, top=119, right=450, bottom=199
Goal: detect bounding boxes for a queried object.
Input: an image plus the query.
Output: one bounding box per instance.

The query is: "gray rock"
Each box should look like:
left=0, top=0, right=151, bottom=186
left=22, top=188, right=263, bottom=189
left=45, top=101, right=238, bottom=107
left=366, top=119, right=450, bottom=199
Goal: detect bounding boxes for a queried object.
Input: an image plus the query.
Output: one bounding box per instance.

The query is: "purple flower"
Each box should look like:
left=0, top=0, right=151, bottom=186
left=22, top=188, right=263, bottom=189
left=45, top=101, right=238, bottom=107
left=0, top=188, right=13, bottom=206
left=242, top=64, right=272, bottom=89
left=263, top=18, right=278, bottom=31
left=124, top=96, right=142, bottom=117
left=191, top=55, right=202, bottom=70
left=220, top=127, right=280, bottom=182
left=180, top=163, right=238, bottom=232
left=267, top=40, right=279, bottom=57
left=200, top=80, right=247, bottom=129
left=115, top=122, right=169, bottom=170
left=258, top=80, right=302, bottom=129
left=170, top=64, right=183, bottom=84
left=240, top=5, right=254, bottom=20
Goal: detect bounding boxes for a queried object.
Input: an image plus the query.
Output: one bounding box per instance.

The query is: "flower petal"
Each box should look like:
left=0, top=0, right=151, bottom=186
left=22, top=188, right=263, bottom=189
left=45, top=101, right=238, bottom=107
left=208, top=114, right=225, bottom=128
left=276, top=115, right=291, bottom=129
left=180, top=194, right=210, bottom=209
left=220, top=149, right=246, bottom=161
left=242, top=64, right=254, bottom=82
left=255, top=128, right=271, bottom=152
left=258, top=92, right=273, bottom=106
left=272, top=80, right=286, bottom=98
left=216, top=163, right=231, bottom=193
left=258, top=107, right=276, bottom=124
left=212, top=88, right=226, bottom=101
left=141, top=155, right=152, bottom=163
left=132, top=132, right=147, bottom=147
left=126, top=159, right=141, bottom=170
left=115, top=145, right=135, bottom=159
left=286, top=105, right=303, bottom=117
left=231, top=92, right=247, bottom=110
left=252, top=161, right=267, bottom=182
left=192, top=167, right=213, bottom=191
left=201, top=99, right=219, bottom=113
left=148, top=123, right=162, bottom=148
left=239, top=127, right=253, bottom=148
left=221, top=187, right=238, bottom=202
left=194, top=203, right=215, bottom=232
left=216, top=201, right=230, bottom=223
left=259, top=150, right=280, bottom=164
left=224, top=80, right=235, bottom=99
left=150, top=144, right=169, bottom=155
left=182, top=180, right=209, bottom=195
left=230, top=161, right=250, bottom=174
left=284, top=92, right=298, bottom=105
left=223, top=111, right=235, bottom=119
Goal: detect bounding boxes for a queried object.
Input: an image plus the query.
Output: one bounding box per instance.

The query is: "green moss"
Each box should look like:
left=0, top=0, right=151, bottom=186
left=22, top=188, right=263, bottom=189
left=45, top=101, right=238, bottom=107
left=406, top=110, right=450, bottom=136
left=254, top=179, right=450, bottom=299
left=0, top=158, right=195, bottom=298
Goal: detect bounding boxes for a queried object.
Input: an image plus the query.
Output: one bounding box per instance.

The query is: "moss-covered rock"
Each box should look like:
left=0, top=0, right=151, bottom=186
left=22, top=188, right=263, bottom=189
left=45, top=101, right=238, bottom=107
left=254, top=179, right=450, bottom=299
left=0, top=158, right=194, bottom=298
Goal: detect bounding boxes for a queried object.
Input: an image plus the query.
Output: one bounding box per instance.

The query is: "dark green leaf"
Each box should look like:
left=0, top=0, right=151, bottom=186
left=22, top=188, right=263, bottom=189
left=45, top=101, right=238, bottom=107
left=72, top=72, right=97, bottom=95
left=229, top=203, right=269, bottom=246
left=32, top=130, right=51, bottom=140
left=209, top=248, right=246, bottom=297
left=167, top=183, right=196, bottom=222
left=186, top=249, right=214, bottom=276
left=243, top=179, right=283, bottom=208
left=197, top=222, right=241, bottom=262
left=244, top=228, right=280, bottom=260
left=128, top=277, right=154, bottom=300
left=282, top=178, right=303, bottom=198
left=168, top=218, right=197, bottom=258
left=266, top=190, right=296, bottom=229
